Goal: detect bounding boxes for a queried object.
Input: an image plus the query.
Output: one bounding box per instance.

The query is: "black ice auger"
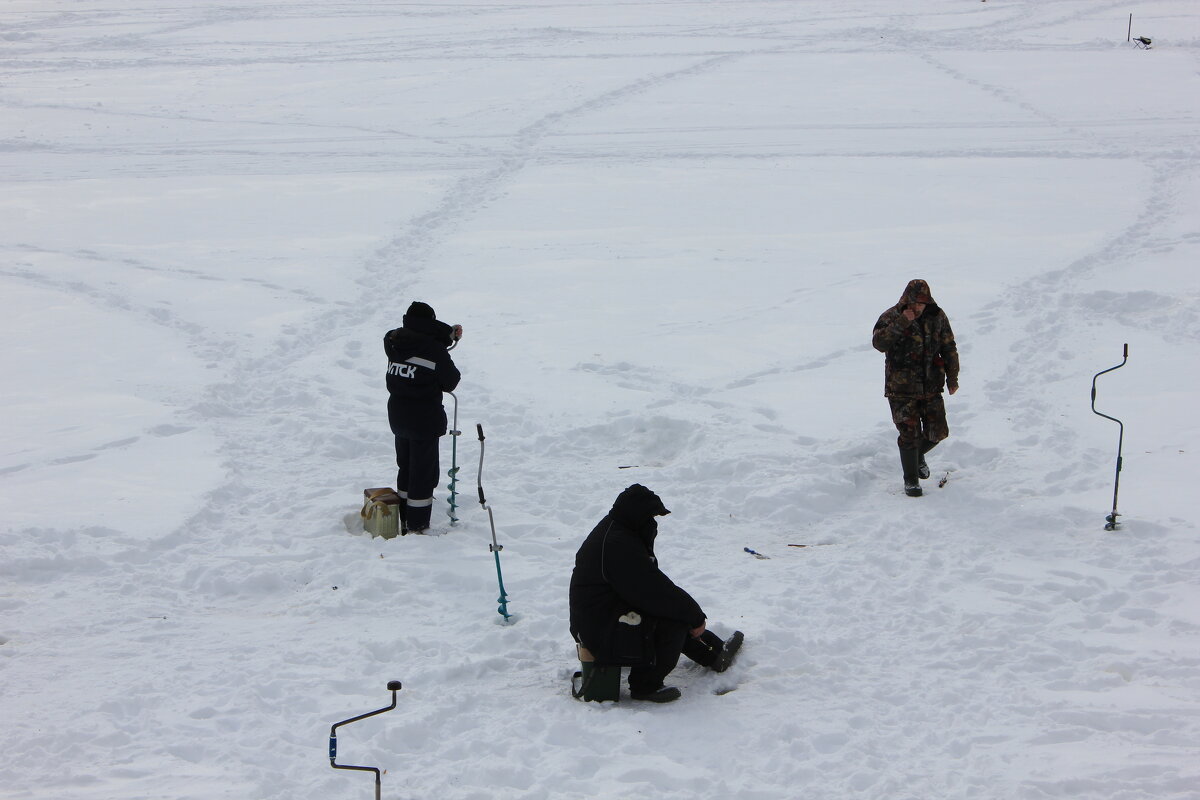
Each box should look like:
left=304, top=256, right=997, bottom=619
left=329, top=681, right=402, bottom=800
left=1090, top=344, right=1128, bottom=531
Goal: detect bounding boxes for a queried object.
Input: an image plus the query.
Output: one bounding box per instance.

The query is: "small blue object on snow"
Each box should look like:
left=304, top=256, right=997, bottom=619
left=744, top=547, right=769, bottom=560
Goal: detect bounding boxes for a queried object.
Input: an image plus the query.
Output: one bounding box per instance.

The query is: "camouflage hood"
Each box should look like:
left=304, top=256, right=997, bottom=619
left=897, top=278, right=936, bottom=308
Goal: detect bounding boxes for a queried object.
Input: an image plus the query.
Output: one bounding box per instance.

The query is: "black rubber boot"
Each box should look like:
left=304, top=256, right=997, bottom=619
left=900, top=446, right=923, bottom=497
left=918, top=439, right=936, bottom=480
left=630, top=686, right=681, bottom=703
left=712, top=631, right=744, bottom=674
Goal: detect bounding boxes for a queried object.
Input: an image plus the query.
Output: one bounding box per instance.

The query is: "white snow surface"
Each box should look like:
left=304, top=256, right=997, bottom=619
left=2, top=1, right=1199, bottom=798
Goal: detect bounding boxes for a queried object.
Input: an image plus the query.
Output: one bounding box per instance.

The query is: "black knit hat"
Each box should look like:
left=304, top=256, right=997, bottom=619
left=406, top=301, right=436, bottom=319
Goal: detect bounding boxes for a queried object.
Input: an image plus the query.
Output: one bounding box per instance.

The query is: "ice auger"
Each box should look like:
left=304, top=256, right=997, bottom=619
left=329, top=681, right=402, bottom=800
left=1090, top=344, right=1128, bottom=531
left=476, top=424, right=512, bottom=622
left=445, top=391, right=460, bottom=526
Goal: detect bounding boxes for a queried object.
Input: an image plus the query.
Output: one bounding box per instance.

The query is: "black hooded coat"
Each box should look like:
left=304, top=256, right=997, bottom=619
left=569, top=485, right=706, bottom=664
left=384, top=311, right=460, bottom=439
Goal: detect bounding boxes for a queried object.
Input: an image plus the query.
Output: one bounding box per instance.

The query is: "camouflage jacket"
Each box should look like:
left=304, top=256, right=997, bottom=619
left=872, top=280, right=959, bottom=398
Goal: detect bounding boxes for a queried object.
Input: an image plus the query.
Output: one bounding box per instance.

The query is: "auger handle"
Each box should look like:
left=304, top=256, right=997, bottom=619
left=329, top=681, right=403, bottom=800
left=476, top=424, right=487, bottom=506
left=1090, top=343, right=1128, bottom=410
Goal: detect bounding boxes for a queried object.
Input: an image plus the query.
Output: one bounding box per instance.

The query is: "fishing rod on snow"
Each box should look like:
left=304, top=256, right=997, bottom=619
left=329, top=681, right=402, bottom=800
left=445, top=391, right=460, bottom=527
left=1090, top=343, right=1128, bottom=531
left=476, top=424, right=513, bottom=622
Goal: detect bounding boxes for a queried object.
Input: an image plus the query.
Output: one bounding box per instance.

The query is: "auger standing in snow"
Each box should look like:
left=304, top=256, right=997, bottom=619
left=872, top=279, right=960, bottom=497
left=1091, top=343, right=1129, bottom=531
left=569, top=484, right=743, bottom=703
left=384, top=301, right=463, bottom=534
left=475, top=424, right=512, bottom=622
left=445, top=390, right=461, bottom=526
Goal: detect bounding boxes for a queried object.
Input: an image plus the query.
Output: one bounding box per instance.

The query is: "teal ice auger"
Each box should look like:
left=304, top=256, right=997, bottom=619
left=1090, top=343, right=1128, bottom=531
left=476, top=424, right=512, bottom=622
left=329, top=681, right=402, bottom=800
left=445, top=391, right=460, bottom=526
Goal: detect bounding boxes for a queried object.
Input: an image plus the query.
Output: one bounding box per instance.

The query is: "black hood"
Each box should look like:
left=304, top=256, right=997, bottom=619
left=609, top=484, right=669, bottom=545
left=402, top=313, right=452, bottom=344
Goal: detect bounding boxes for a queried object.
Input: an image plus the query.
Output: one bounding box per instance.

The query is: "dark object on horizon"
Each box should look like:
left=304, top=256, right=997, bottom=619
left=1133, top=36, right=1152, bottom=49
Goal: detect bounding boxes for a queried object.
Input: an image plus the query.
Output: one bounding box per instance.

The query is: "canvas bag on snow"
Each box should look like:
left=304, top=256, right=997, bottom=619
left=361, top=487, right=402, bottom=539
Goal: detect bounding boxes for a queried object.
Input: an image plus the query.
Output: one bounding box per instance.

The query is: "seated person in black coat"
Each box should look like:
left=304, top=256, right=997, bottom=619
left=569, top=484, right=743, bottom=703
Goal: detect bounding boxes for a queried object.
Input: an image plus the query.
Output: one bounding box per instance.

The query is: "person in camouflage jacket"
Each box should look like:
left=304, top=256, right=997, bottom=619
left=872, top=279, right=959, bottom=497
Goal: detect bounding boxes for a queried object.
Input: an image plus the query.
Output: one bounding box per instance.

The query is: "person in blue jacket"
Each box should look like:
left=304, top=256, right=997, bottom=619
left=383, top=301, right=462, bottom=533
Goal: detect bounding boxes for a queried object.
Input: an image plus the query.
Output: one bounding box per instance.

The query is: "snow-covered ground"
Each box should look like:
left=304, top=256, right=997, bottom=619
left=3, top=1, right=1199, bottom=798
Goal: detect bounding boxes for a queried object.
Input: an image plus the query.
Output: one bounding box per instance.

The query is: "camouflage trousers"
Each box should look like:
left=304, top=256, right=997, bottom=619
left=887, top=394, right=949, bottom=449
